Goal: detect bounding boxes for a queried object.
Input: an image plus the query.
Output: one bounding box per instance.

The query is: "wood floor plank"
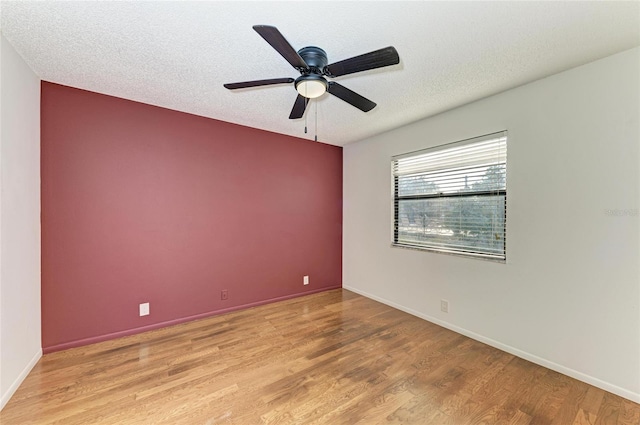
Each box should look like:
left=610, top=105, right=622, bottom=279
left=573, top=408, right=598, bottom=425
left=1, top=289, right=638, bottom=424
left=550, top=380, right=591, bottom=425
left=595, top=392, right=622, bottom=425
left=619, top=398, right=640, bottom=425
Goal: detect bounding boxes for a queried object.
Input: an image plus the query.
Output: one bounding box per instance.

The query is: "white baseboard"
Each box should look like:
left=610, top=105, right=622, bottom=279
left=1, top=348, right=42, bottom=410
left=343, top=285, right=640, bottom=404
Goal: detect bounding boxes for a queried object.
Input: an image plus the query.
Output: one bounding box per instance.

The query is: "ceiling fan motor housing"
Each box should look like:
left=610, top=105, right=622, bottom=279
left=295, top=47, right=329, bottom=98
left=298, top=46, right=328, bottom=73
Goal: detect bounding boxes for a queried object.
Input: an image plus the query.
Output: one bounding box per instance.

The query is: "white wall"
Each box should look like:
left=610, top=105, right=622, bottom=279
left=0, top=34, right=42, bottom=410
left=344, top=47, right=640, bottom=402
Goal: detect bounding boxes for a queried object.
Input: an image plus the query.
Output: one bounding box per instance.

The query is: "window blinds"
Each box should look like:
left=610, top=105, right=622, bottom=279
left=392, top=131, right=507, bottom=260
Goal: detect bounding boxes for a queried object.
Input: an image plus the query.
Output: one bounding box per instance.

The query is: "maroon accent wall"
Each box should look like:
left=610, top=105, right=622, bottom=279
left=41, top=82, right=342, bottom=353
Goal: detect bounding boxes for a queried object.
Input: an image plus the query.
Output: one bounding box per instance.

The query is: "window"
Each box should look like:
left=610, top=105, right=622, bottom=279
left=392, top=131, right=507, bottom=260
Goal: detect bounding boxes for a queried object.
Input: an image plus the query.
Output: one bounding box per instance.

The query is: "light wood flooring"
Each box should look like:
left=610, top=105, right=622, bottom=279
left=1, top=289, right=638, bottom=424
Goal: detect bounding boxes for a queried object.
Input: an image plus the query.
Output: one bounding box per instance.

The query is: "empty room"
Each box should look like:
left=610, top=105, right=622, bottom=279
left=1, top=1, right=639, bottom=424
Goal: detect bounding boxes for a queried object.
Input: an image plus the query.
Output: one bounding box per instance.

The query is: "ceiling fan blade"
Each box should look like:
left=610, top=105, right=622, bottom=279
left=324, top=46, right=399, bottom=77
left=327, top=82, right=376, bottom=112
left=253, top=25, right=309, bottom=71
left=224, top=78, right=294, bottom=90
left=289, top=94, right=309, bottom=119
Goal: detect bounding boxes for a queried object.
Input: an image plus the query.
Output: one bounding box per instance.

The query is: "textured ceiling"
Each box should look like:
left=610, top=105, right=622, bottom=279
left=1, top=1, right=639, bottom=146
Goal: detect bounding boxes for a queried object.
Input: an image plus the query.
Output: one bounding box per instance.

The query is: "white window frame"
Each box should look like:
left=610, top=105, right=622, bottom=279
left=391, top=131, right=507, bottom=261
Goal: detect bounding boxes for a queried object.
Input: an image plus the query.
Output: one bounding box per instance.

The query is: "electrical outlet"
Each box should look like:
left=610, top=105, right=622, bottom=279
left=139, top=302, right=150, bottom=316
left=440, top=299, right=449, bottom=313
left=221, top=289, right=228, bottom=300
left=303, top=275, right=309, bottom=285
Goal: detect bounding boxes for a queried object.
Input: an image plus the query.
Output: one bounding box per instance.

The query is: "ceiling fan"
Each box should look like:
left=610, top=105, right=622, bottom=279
left=224, top=25, right=400, bottom=119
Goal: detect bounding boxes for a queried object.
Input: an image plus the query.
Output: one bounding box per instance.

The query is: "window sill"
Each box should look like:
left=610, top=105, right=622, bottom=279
left=390, top=243, right=506, bottom=263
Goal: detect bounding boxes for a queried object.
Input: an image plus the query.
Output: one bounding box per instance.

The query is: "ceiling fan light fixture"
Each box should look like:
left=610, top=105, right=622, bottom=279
left=295, top=75, right=327, bottom=99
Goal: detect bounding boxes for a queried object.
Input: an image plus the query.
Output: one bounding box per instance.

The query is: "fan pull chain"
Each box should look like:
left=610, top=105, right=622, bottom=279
left=314, top=100, right=318, bottom=142
left=304, top=88, right=308, bottom=134
left=304, top=114, right=307, bottom=134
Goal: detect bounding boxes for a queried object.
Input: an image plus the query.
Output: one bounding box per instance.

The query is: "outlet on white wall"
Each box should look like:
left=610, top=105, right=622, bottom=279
left=303, top=275, right=309, bottom=285
left=440, top=299, right=449, bottom=313
left=139, top=302, right=150, bottom=316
